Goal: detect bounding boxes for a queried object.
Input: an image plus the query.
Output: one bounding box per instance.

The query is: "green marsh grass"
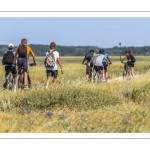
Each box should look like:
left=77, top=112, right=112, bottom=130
left=0, top=57, right=150, bottom=132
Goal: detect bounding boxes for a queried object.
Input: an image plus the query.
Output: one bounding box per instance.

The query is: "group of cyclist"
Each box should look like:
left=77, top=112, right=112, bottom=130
left=2, top=38, right=36, bottom=91
left=82, top=49, right=135, bottom=81
left=2, top=40, right=64, bottom=92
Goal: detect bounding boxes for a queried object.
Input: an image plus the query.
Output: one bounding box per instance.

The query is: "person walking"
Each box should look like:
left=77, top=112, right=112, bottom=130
left=44, top=42, right=64, bottom=89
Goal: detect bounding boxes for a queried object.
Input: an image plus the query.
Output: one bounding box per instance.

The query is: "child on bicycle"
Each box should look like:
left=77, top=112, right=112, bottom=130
left=14, top=38, right=36, bottom=90
left=44, top=42, right=64, bottom=89
left=2, top=43, right=17, bottom=91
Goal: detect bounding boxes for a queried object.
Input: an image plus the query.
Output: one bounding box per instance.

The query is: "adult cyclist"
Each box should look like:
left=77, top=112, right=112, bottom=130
left=14, top=38, right=36, bottom=90
left=101, top=49, right=112, bottom=81
left=82, top=49, right=97, bottom=81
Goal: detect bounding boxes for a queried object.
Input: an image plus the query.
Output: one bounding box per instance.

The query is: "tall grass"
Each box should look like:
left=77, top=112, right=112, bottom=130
left=0, top=58, right=150, bottom=132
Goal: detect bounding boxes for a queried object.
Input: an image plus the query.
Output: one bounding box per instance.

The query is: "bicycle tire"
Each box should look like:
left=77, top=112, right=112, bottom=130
left=16, top=75, right=24, bottom=90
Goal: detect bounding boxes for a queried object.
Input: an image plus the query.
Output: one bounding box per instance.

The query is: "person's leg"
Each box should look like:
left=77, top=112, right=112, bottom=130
left=11, top=66, right=17, bottom=91
left=130, top=67, right=135, bottom=78
left=22, top=58, right=29, bottom=89
left=46, top=70, right=52, bottom=89
left=86, top=65, right=91, bottom=80
left=3, top=66, right=11, bottom=89
left=52, top=70, right=58, bottom=87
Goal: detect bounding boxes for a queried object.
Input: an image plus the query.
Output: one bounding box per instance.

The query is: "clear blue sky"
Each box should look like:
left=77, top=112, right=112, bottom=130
left=1, top=17, right=150, bottom=48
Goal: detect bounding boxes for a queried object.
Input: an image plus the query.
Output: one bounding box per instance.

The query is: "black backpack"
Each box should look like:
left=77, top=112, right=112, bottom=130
left=85, top=51, right=94, bottom=61
left=18, top=44, right=27, bottom=57
left=129, top=54, right=136, bottom=62
left=3, top=51, right=14, bottom=65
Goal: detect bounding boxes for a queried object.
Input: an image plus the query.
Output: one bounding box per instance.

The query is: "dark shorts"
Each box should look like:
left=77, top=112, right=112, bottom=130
left=46, top=70, right=58, bottom=77
left=5, top=66, right=17, bottom=75
left=127, top=61, right=134, bottom=67
left=102, top=62, right=108, bottom=71
left=18, top=57, right=28, bottom=72
left=94, top=66, right=104, bottom=72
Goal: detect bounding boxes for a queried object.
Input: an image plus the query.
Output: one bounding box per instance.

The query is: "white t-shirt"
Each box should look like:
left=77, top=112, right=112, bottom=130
left=45, top=50, right=59, bottom=70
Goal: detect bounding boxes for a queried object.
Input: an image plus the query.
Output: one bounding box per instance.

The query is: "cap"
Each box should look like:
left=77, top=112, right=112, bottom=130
left=8, top=43, right=14, bottom=48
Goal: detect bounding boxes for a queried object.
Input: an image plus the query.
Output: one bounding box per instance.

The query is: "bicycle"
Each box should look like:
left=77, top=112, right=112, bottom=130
left=16, top=63, right=36, bottom=90
left=94, top=68, right=103, bottom=83
left=6, top=71, right=14, bottom=90
left=121, top=61, right=131, bottom=80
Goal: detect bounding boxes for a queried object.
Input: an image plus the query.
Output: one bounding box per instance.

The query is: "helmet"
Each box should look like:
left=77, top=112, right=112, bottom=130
left=8, top=43, right=14, bottom=48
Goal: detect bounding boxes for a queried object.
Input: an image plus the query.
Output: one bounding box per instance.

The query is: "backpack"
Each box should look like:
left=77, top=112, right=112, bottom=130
left=85, top=51, right=94, bottom=61
left=45, top=50, right=55, bottom=68
left=129, top=54, right=136, bottom=62
left=18, top=44, right=27, bottom=57
left=90, top=55, right=98, bottom=67
left=3, top=51, right=14, bottom=65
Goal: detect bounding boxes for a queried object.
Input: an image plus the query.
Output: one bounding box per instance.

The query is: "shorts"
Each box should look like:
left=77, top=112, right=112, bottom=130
left=102, top=62, right=108, bottom=71
left=94, top=66, right=104, bottom=72
left=86, top=65, right=92, bottom=74
left=46, top=70, right=58, bottom=77
left=5, top=66, right=17, bottom=75
left=127, top=61, right=134, bottom=67
left=18, top=57, right=28, bottom=72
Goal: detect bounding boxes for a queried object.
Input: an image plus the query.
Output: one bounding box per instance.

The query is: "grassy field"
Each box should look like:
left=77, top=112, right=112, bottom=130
left=0, top=56, right=150, bottom=132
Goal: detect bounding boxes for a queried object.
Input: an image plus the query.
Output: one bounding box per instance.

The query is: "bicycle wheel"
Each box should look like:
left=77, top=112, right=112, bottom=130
left=7, top=73, right=14, bottom=90
left=16, top=75, right=24, bottom=90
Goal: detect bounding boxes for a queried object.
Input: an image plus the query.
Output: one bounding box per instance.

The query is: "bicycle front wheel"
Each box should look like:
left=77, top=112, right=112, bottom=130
left=16, top=75, right=24, bottom=90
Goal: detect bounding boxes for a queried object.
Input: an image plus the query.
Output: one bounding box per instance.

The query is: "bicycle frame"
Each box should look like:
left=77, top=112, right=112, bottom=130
left=122, top=62, right=131, bottom=80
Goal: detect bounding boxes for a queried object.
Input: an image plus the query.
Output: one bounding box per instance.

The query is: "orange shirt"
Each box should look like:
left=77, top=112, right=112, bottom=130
left=16, top=45, right=33, bottom=59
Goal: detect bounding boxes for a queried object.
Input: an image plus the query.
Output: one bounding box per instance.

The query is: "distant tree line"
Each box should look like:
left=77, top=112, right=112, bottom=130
left=0, top=44, right=149, bottom=56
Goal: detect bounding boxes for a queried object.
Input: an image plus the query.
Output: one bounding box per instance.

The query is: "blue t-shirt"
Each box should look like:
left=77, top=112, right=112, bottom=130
left=102, top=53, right=109, bottom=63
left=3, top=50, right=15, bottom=66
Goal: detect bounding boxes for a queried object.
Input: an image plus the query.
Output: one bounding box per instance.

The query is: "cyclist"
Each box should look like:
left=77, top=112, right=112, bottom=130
left=2, top=43, right=17, bottom=91
left=14, top=38, right=36, bottom=90
left=121, top=50, right=135, bottom=79
left=82, top=49, right=97, bottom=81
left=94, top=49, right=109, bottom=81
left=44, top=42, right=64, bottom=89
left=101, top=49, right=112, bottom=80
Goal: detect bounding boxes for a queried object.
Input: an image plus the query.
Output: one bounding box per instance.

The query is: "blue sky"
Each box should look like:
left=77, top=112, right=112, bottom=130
left=1, top=17, right=150, bottom=48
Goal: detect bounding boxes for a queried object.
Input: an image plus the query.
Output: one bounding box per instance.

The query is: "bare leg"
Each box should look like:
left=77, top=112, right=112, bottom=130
left=46, top=76, right=51, bottom=89
left=130, top=67, right=135, bottom=78
left=24, top=72, right=28, bottom=86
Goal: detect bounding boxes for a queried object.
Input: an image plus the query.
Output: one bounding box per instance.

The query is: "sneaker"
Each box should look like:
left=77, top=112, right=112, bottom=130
left=24, top=85, right=29, bottom=90
left=3, top=82, right=7, bottom=89
left=102, top=78, right=106, bottom=82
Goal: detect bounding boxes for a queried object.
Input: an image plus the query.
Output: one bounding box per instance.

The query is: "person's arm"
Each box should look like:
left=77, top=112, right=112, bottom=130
left=2, top=56, right=4, bottom=65
left=107, top=57, right=112, bottom=64
left=121, top=56, right=127, bottom=63
left=82, top=58, right=86, bottom=64
left=104, top=57, right=109, bottom=65
left=30, top=51, right=36, bottom=65
left=14, top=48, right=18, bottom=65
left=57, top=57, right=64, bottom=74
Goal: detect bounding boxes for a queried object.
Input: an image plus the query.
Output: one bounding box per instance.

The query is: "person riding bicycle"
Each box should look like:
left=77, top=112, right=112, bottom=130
left=82, top=49, right=97, bottom=81
left=101, top=49, right=112, bottom=81
left=2, top=43, right=17, bottom=91
left=121, top=50, right=135, bottom=79
left=93, top=49, right=109, bottom=81
left=14, top=38, right=36, bottom=90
